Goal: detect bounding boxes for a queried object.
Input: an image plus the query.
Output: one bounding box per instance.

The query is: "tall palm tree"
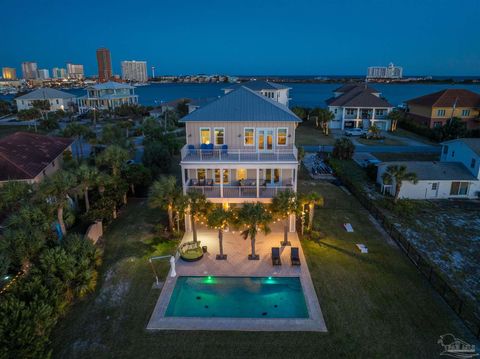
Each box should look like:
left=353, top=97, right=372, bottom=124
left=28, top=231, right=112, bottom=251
left=40, top=170, right=77, bottom=237
left=303, top=191, right=324, bottom=230
left=96, top=145, right=129, bottom=177
left=236, top=203, right=272, bottom=260
left=148, top=176, right=180, bottom=232
left=0, top=181, right=32, bottom=212
left=75, top=164, right=99, bottom=213
left=272, top=189, right=299, bottom=246
left=382, top=165, right=418, bottom=203
left=207, top=206, right=233, bottom=260
left=313, top=108, right=335, bottom=135
left=184, top=190, right=212, bottom=242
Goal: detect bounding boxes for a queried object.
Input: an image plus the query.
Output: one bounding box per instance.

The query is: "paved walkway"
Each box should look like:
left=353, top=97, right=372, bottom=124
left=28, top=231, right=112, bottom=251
left=147, top=223, right=327, bottom=332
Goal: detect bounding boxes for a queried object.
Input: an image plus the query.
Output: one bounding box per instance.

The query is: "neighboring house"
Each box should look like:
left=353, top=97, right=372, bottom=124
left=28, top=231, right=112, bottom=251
left=223, top=80, right=291, bottom=106
left=0, top=132, right=73, bottom=185
left=326, top=84, right=394, bottom=130
left=15, top=88, right=77, bottom=112
left=406, top=89, right=480, bottom=129
left=179, top=86, right=301, bottom=230
left=149, top=98, right=191, bottom=118
left=377, top=138, right=480, bottom=199
left=77, top=81, right=138, bottom=113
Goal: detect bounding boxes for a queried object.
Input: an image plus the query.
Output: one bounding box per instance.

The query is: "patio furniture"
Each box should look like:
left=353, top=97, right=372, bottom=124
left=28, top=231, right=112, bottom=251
left=187, top=144, right=195, bottom=155
left=221, top=144, right=228, bottom=156
left=291, top=247, right=300, bottom=266
left=272, top=247, right=281, bottom=266
left=179, top=241, right=204, bottom=261
left=201, top=143, right=214, bottom=155
left=191, top=179, right=198, bottom=186
left=205, top=179, right=213, bottom=186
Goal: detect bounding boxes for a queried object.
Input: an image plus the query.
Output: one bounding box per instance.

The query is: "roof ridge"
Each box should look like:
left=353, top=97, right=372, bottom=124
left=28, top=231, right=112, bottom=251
left=433, top=89, right=450, bottom=107
left=0, top=151, right=34, bottom=177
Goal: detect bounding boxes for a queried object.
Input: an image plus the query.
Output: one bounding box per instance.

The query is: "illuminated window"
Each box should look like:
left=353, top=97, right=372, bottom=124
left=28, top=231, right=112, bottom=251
left=214, top=169, right=229, bottom=184
left=462, top=109, right=471, bottom=117
left=437, top=109, right=446, bottom=116
left=214, top=128, right=224, bottom=145
left=200, top=128, right=210, bottom=144
left=277, top=128, right=287, bottom=146
left=244, top=128, right=255, bottom=146
left=450, top=182, right=469, bottom=196
left=197, top=169, right=206, bottom=180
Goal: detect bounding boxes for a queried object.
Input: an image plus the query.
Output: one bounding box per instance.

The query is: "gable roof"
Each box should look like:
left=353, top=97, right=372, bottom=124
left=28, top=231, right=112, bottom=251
left=333, top=84, right=379, bottom=94
left=88, top=81, right=135, bottom=90
left=0, top=132, right=73, bottom=181
left=180, top=86, right=301, bottom=122
left=406, top=89, right=480, bottom=108
left=441, top=138, right=480, bottom=156
left=378, top=161, right=477, bottom=181
left=223, top=80, right=290, bottom=92
left=16, top=88, right=75, bottom=100
left=327, top=85, right=392, bottom=107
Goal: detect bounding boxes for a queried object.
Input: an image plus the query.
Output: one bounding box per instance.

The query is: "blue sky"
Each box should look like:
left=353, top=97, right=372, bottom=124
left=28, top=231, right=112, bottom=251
left=1, top=0, right=479, bottom=76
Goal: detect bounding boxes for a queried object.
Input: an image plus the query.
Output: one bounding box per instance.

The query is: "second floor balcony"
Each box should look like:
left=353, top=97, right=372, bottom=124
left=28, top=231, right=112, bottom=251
left=180, top=144, right=298, bottom=163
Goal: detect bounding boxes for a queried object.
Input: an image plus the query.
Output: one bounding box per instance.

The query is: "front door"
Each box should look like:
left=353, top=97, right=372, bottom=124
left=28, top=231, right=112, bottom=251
left=257, top=128, right=274, bottom=152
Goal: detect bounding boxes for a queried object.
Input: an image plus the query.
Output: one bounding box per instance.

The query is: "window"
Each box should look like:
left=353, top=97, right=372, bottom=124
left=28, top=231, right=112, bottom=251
left=214, top=169, right=229, bottom=184
left=431, top=183, right=438, bottom=190
left=277, top=128, right=288, bottom=146
left=334, top=109, right=338, bottom=114
left=56, top=99, right=59, bottom=104
left=244, top=128, right=255, bottom=146
left=200, top=128, right=210, bottom=144
left=197, top=169, right=206, bottom=181
left=274, top=169, right=280, bottom=183
left=437, top=109, right=446, bottom=116
left=433, top=121, right=442, bottom=128
left=346, top=109, right=356, bottom=115
left=443, top=145, right=449, bottom=154
left=471, top=158, right=476, bottom=169
left=375, top=109, right=386, bottom=116
left=214, top=128, right=224, bottom=145
left=450, top=182, right=469, bottom=196
left=461, top=109, right=471, bottom=117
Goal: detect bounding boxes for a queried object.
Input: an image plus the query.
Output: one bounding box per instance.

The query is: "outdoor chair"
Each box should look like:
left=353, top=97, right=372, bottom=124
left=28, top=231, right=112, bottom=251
left=221, top=144, right=228, bottom=156
left=187, top=144, right=195, bottom=155
left=272, top=247, right=281, bottom=266
left=291, top=247, right=300, bottom=266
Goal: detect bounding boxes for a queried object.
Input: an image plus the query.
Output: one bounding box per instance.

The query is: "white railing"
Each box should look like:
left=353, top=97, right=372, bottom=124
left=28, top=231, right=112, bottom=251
left=181, top=145, right=298, bottom=162
left=186, top=185, right=291, bottom=198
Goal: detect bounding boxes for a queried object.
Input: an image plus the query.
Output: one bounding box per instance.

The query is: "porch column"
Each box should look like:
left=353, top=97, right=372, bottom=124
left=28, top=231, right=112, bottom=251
left=294, top=168, right=298, bottom=193
left=256, top=168, right=260, bottom=198
left=220, top=167, right=224, bottom=198
left=371, top=109, right=375, bottom=120
left=181, top=168, right=187, bottom=194
left=341, top=108, right=346, bottom=130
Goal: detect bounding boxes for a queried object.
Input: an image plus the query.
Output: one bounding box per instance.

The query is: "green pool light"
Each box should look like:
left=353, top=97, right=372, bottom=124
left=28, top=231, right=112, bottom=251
left=268, top=276, right=272, bottom=280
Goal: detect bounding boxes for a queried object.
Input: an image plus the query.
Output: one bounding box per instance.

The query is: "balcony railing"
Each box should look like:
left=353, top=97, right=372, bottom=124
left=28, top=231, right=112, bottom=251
left=180, top=145, right=298, bottom=162
left=186, top=185, right=292, bottom=199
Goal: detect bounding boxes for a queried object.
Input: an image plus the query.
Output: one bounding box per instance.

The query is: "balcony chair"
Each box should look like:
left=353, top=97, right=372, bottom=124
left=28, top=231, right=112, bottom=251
left=201, top=143, right=214, bottom=156
left=221, top=144, right=228, bottom=156
left=187, top=144, right=195, bottom=155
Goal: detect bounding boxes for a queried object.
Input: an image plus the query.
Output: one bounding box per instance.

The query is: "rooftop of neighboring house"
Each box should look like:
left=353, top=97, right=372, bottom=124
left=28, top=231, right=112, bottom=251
left=378, top=161, right=477, bottom=181
left=441, top=138, right=480, bottom=156
left=180, top=86, right=301, bottom=123
left=223, top=80, right=290, bottom=92
left=16, top=88, right=75, bottom=100
left=406, top=89, right=480, bottom=108
left=0, top=132, right=73, bottom=181
left=327, top=84, right=392, bottom=108
left=87, top=81, right=135, bottom=90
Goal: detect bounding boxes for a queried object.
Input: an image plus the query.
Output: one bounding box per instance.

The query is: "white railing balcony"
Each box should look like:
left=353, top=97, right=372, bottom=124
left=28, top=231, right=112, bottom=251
left=181, top=145, right=298, bottom=162
left=186, top=184, right=292, bottom=199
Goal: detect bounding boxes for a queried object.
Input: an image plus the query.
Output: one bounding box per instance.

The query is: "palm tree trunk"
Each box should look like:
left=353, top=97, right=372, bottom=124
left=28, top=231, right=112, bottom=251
left=218, top=229, right=224, bottom=257
left=130, top=183, right=135, bottom=195
left=84, top=187, right=90, bottom=213
left=394, top=184, right=401, bottom=203
left=57, top=206, right=67, bottom=237
left=167, top=205, right=174, bottom=232
left=283, top=218, right=289, bottom=244
left=309, top=203, right=315, bottom=230
left=251, top=235, right=256, bottom=257
left=192, top=217, right=198, bottom=242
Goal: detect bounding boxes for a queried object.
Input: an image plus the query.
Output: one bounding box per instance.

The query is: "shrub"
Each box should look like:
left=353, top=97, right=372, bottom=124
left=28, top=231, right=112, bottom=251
left=332, top=138, right=355, bottom=160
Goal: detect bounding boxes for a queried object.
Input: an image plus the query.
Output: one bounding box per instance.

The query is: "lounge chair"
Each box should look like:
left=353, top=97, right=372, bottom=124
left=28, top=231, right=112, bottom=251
left=272, top=247, right=281, bottom=266
left=291, top=247, right=300, bottom=266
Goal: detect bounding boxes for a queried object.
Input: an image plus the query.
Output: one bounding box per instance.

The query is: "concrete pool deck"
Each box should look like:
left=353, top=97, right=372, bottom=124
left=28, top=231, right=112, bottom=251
left=147, top=223, right=327, bottom=332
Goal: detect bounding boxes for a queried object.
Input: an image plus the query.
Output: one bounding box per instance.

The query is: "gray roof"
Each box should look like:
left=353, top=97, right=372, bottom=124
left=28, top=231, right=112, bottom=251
left=334, top=84, right=379, bottom=94
left=379, top=161, right=477, bottom=181
left=16, top=88, right=75, bottom=100
left=88, top=81, right=134, bottom=90
left=441, top=138, right=480, bottom=156
left=223, top=80, right=290, bottom=92
left=180, top=86, right=301, bottom=123
left=327, top=85, right=392, bottom=107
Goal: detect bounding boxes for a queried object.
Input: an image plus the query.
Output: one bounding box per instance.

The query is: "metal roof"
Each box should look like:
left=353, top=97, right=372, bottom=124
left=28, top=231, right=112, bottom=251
left=16, top=87, right=75, bottom=100
left=180, top=86, right=301, bottom=122
left=378, top=161, right=477, bottom=181
left=441, top=138, right=480, bottom=157
left=223, top=80, right=290, bottom=92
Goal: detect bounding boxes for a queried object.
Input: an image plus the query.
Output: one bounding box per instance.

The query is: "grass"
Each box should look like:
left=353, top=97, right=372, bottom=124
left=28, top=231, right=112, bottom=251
left=374, top=152, right=440, bottom=161
left=52, top=186, right=478, bottom=358
left=390, top=128, right=437, bottom=145
left=356, top=137, right=406, bottom=146
left=295, top=121, right=336, bottom=146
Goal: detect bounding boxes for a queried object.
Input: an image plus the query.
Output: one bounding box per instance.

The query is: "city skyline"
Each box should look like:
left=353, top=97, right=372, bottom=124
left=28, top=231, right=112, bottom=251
left=1, top=0, right=480, bottom=76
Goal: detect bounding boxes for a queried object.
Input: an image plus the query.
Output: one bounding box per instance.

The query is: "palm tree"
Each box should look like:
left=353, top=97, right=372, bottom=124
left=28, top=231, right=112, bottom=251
left=118, top=120, right=133, bottom=138
left=63, top=123, right=91, bottom=160
left=0, top=181, right=32, bottom=212
left=40, top=170, right=77, bottom=237
left=236, top=203, right=272, bottom=260
left=333, top=137, right=355, bottom=160
left=381, top=165, right=418, bottom=203
left=207, top=206, right=233, bottom=260
left=75, top=164, right=99, bottom=213
left=96, top=145, right=129, bottom=177
left=184, top=190, right=212, bottom=243
left=303, top=191, right=324, bottom=230
left=148, top=176, right=180, bottom=232
left=313, top=108, right=335, bottom=135
left=272, top=189, right=299, bottom=246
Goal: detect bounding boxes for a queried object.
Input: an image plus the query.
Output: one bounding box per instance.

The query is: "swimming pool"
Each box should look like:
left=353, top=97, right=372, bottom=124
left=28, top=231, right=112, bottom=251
left=165, top=276, right=308, bottom=318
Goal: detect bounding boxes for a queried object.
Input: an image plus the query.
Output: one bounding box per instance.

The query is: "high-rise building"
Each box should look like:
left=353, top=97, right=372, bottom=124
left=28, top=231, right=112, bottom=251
left=66, top=63, right=84, bottom=79
left=367, top=63, right=403, bottom=79
left=52, top=67, right=67, bottom=79
left=37, top=69, right=50, bottom=80
left=121, top=60, right=148, bottom=82
left=2, top=67, right=17, bottom=80
left=96, top=48, right=112, bottom=82
left=22, top=62, right=38, bottom=80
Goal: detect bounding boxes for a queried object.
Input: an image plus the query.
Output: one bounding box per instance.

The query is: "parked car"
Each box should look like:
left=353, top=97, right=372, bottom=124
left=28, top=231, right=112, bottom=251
left=344, top=128, right=367, bottom=136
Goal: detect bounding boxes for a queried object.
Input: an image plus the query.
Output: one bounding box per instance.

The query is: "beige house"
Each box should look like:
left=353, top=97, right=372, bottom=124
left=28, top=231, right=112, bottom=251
left=179, top=86, right=301, bottom=230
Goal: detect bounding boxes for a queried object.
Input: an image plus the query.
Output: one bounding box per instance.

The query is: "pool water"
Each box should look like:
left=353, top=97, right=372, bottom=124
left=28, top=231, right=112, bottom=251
left=165, top=276, right=308, bottom=318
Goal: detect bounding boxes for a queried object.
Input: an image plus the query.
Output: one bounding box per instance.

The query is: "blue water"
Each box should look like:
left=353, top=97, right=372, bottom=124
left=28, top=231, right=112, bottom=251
left=3, top=82, right=480, bottom=108
left=165, top=276, right=309, bottom=318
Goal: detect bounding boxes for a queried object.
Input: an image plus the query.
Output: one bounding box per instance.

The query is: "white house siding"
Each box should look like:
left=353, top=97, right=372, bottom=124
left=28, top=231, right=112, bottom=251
left=16, top=97, right=75, bottom=112
left=441, top=142, right=480, bottom=179
left=394, top=180, right=480, bottom=199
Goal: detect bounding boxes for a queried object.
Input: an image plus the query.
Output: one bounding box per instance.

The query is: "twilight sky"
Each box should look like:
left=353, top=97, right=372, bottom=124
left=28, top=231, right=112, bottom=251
left=1, top=0, right=479, bottom=76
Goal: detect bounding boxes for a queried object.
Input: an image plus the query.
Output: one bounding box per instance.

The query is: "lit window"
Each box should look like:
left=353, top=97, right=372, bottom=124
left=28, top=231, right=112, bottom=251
left=197, top=169, right=206, bottom=180
left=277, top=128, right=287, bottom=146
left=274, top=169, right=280, bottom=183
left=214, top=128, right=224, bottom=145
left=244, top=128, right=255, bottom=146
left=200, top=128, right=210, bottom=144
left=214, top=169, right=229, bottom=184
left=450, top=182, right=469, bottom=196
left=437, top=109, right=446, bottom=116
left=461, top=109, right=471, bottom=117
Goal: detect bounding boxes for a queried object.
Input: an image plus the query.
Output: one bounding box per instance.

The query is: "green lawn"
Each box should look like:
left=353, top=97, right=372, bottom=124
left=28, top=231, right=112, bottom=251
left=52, top=191, right=477, bottom=358
left=356, top=137, right=406, bottom=146
left=390, top=128, right=437, bottom=145
left=295, top=121, right=336, bottom=146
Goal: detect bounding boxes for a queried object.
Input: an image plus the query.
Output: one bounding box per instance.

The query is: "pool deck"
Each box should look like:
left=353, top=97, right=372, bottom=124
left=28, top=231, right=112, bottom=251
left=147, top=223, right=327, bottom=332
